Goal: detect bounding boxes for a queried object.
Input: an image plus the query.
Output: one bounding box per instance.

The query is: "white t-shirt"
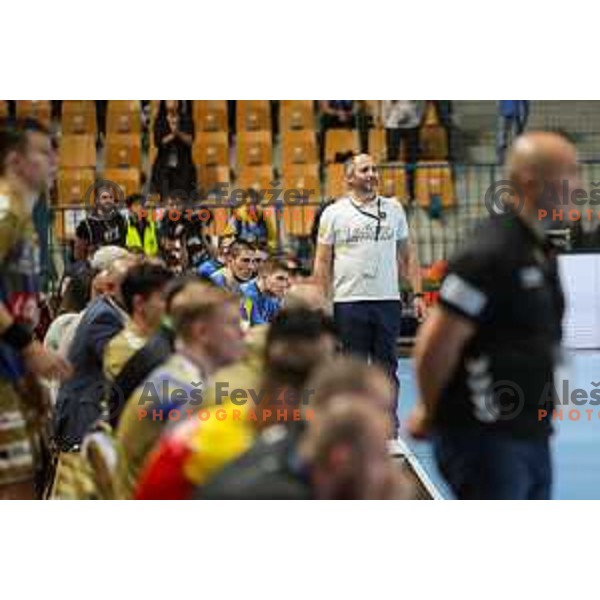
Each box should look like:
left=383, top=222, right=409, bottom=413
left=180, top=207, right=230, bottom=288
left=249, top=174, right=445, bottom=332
left=318, top=196, right=409, bottom=302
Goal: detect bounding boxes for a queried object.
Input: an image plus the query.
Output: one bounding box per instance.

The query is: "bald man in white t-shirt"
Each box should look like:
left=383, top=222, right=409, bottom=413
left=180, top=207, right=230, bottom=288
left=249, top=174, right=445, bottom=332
left=313, top=154, right=424, bottom=434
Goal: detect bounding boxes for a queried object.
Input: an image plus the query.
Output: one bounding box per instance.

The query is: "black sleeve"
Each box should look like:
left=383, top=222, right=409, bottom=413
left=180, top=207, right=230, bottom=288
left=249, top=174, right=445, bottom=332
left=438, top=246, right=505, bottom=325
left=119, top=214, right=128, bottom=246
left=110, top=332, right=174, bottom=427
left=153, top=116, right=169, bottom=148
left=75, top=219, right=91, bottom=242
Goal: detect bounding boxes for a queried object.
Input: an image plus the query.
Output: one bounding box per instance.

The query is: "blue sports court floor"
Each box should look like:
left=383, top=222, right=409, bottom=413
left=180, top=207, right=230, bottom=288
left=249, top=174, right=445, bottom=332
left=397, top=351, right=600, bottom=500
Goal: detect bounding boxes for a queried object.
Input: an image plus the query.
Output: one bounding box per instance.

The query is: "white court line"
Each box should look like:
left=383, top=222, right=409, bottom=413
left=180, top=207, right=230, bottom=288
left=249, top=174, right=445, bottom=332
left=388, top=436, right=445, bottom=500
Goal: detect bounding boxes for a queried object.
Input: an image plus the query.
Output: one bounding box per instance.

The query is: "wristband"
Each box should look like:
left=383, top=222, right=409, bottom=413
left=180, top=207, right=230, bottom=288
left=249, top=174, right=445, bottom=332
left=1, top=322, right=33, bottom=351
left=413, top=292, right=424, bottom=298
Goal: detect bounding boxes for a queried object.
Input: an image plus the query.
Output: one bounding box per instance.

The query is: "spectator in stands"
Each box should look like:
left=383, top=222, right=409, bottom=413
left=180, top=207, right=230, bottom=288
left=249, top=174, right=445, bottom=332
left=497, top=100, right=530, bottom=164
left=54, top=257, right=136, bottom=451
left=284, top=279, right=330, bottom=314
left=101, top=274, right=200, bottom=423
left=133, top=325, right=269, bottom=500
left=45, top=267, right=96, bottom=355
left=124, top=194, right=159, bottom=257
left=116, top=281, right=244, bottom=496
left=54, top=246, right=131, bottom=356
left=253, top=242, right=269, bottom=276
left=184, top=207, right=214, bottom=269
left=158, top=191, right=213, bottom=270
left=150, top=100, right=196, bottom=196
left=103, top=262, right=171, bottom=388
left=319, top=100, right=356, bottom=166
left=240, top=257, right=291, bottom=326
left=198, top=385, right=403, bottom=500
left=209, top=238, right=257, bottom=293
left=223, top=189, right=279, bottom=254
left=134, top=306, right=338, bottom=499
left=383, top=101, right=425, bottom=202
left=431, top=101, right=454, bottom=159
left=157, top=193, right=187, bottom=273
left=158, top=191, right=186, bottom=243
left=74, top=184, right=128, bottom=261
left=43, top=266, right=100, bottom=406
left=96, top=101, right=107, bottom=147
left=307, top=357, right=397, bottom=439
left=197, top=236, right=234, bottom=280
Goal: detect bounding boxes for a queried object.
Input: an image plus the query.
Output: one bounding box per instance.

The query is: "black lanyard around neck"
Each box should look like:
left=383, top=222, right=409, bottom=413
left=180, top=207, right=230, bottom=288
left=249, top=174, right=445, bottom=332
left=349, top=196, right=386, bottom=241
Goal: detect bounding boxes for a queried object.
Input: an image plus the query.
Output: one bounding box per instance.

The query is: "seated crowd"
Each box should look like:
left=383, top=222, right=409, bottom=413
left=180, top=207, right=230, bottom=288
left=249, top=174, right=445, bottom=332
left=42, top=179, right=415, bottom=500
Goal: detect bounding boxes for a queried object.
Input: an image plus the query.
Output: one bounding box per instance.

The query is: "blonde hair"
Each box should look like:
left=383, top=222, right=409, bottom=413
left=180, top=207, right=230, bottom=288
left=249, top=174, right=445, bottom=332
left=170, top=282, right=239, bottom=340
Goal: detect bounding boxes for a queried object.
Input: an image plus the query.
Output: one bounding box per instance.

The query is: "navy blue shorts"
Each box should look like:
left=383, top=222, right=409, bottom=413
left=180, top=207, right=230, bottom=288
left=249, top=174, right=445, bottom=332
left=433, top=428, right=552, bottom=500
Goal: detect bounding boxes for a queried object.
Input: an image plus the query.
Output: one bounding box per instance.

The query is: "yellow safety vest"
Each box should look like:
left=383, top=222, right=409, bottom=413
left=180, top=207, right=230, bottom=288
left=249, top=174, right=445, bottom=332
left=126, top=220, right=158, bottom=256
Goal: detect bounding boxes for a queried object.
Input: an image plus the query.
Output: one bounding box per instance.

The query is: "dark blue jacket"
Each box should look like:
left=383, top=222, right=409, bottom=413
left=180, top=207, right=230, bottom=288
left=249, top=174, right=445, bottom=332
left=53, top=295, right=127, bottom=449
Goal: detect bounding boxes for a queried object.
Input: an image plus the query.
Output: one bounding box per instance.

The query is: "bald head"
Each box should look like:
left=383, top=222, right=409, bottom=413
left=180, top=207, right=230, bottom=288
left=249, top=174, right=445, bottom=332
left=299, top=395, right=394, bottom=499
left=284, top=279, right=330, bottom=313
left=507, top=131, right=577, bottom=182
left=505, top=131, right=578, bottom=219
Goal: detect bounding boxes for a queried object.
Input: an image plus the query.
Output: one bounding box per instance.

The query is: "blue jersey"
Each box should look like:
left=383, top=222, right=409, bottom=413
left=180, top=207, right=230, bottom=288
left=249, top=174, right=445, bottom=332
left=209, top=268, right=246, bottom=294
left=240, top=280, right=281, bottom=326
left=197, top=258, right=223, bottom=280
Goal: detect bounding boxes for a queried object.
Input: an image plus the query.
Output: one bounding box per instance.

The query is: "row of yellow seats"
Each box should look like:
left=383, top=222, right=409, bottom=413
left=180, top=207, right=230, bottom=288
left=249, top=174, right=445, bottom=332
left=150, top=100, right=316, bottom=133
left=58, top=133, right=142, bottom=169
left=57, top=168, right=141, bottom=204
left=192, top=130, right=318, bottom=167
left=323, top=127, right=448, bottom=163
left=3, top=100, right=442, bottom=135
left=0, top=101, right=141, bottom=134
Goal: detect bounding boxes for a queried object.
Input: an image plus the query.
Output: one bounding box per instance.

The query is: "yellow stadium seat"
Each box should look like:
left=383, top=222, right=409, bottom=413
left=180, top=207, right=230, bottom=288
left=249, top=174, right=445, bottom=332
left=281, top=130, right=317, bottom=166
left=57, top=168, right=95, bottom=206
left=16, top=101, right=52, bottom=127
left=237, top=166, right=274, bottom=193
left=59, top=135, right=96, bottom=169
left=281, top=164, right=320, bottom=202
left=415, top=162, right=455, bottom=210
left=419, top=125, right=448, bottom=160
left=379, top=166, right=408, bottom=201
left=194, top=101, right=228, bottom=132
left=368, top=128, right=387, bottom=163
left=104, top=134, right=142, bottom=169
left=325, top=129, right=358, bottom=163
left=281, top=164, right=321, bottom=236
left=280, top=101, right=315, bottom=131
left=193, top=132, right=229, bottom=167
left=198, top=165, right=232, bottom=236
left=325, top=163, right=347, bottom=198
left=423, top=102, right=440, bottom=126
left=198, top=165, right=230, bottom=192
left=102, top=168, right=141, bottom=200
left=106, top=101, right=141, bottom=134
left=62, top=101, right=96, bottom=135
left=236, top=101, right=271, bottom=132
left=237, top=131, right=273, bottom=167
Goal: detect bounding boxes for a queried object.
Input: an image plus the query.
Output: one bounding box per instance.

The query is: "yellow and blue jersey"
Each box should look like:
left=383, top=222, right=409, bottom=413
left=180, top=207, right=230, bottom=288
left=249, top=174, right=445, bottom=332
left=240, top=279, right=281, bottom=326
